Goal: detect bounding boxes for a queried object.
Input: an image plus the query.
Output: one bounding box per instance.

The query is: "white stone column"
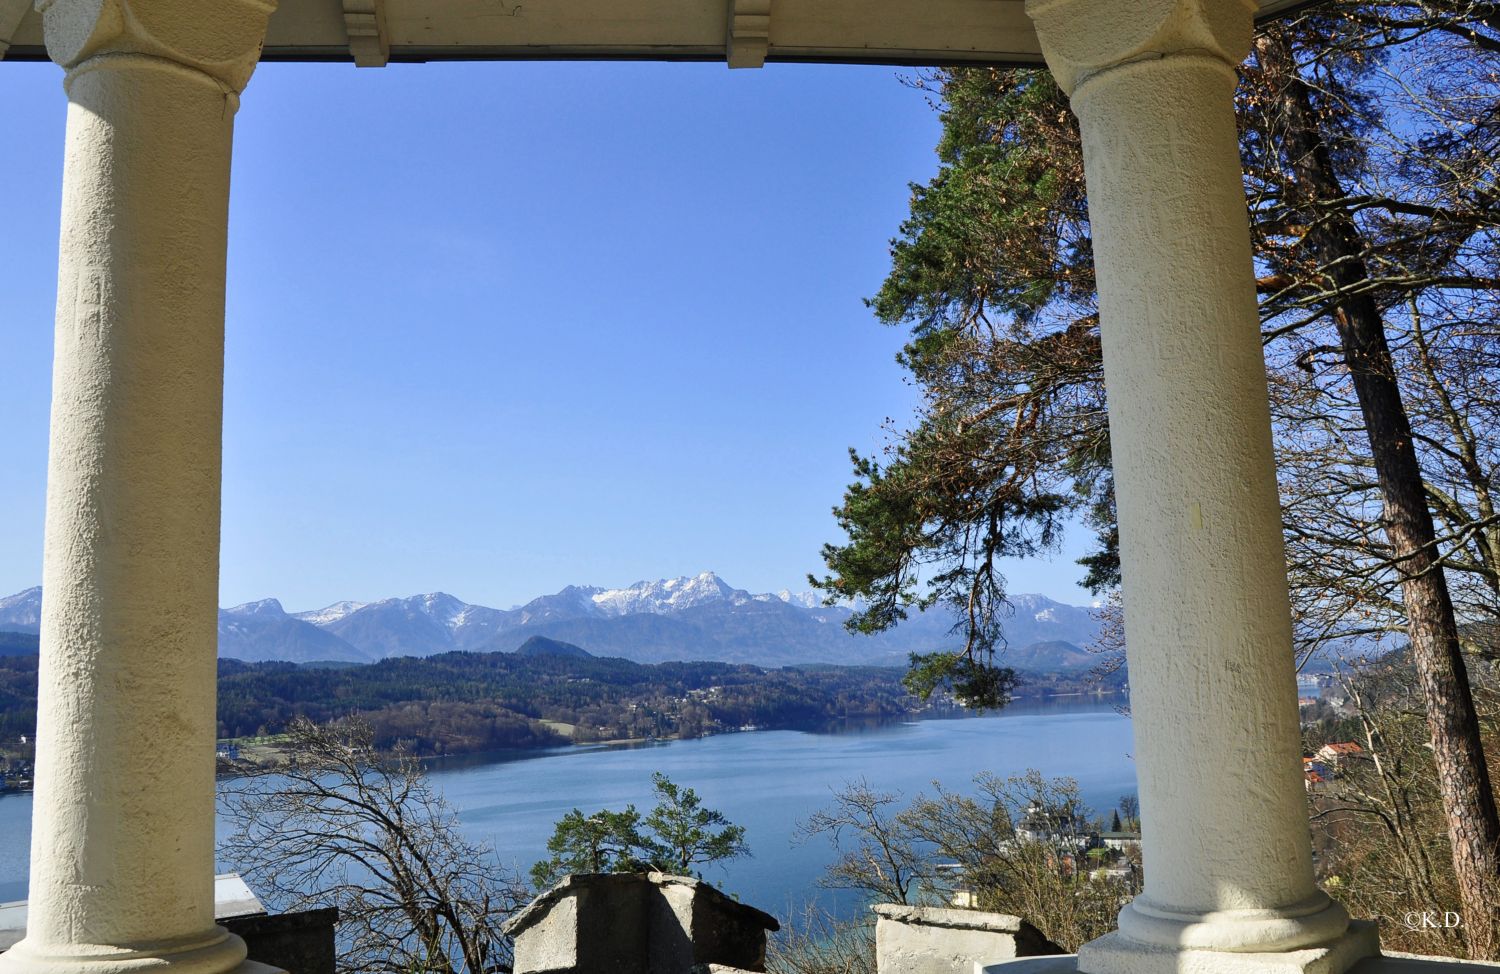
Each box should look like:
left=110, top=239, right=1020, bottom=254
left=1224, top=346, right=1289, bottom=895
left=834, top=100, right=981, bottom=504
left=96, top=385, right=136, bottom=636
left=1020, top=0, right=1378, bottom=971
left=0, top=2, right=277, bottom=973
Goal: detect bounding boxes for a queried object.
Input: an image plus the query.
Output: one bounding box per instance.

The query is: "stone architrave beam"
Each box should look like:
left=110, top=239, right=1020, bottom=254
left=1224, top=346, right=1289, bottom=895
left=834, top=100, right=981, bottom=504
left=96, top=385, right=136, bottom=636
left=726, top=0, right=770, bottom=68
left=343, top=0, right=388, bottom=68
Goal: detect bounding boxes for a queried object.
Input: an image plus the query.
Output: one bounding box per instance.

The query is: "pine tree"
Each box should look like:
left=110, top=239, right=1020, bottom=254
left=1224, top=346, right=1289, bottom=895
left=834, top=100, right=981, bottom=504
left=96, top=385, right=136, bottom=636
left=530, top=773, right=747, bottom=887
left=642, top=772, right=748, bottom=875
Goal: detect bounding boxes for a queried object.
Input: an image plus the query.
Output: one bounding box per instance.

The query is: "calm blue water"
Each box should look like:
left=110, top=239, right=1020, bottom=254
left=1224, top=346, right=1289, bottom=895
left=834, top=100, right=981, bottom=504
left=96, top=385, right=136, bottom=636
left=0, top=696, right=1135, bottom=919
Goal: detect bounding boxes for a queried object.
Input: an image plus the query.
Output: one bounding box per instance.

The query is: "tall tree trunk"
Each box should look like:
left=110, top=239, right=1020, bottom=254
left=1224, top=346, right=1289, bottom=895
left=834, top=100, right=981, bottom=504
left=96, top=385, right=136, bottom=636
left=1407, top=301, right=1500, bottom=632
left=1258, top=31, right=1500, bottom=959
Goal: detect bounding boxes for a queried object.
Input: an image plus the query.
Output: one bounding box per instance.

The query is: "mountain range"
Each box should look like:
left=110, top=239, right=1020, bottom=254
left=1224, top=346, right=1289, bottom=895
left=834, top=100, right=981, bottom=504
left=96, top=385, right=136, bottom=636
left=0, top=573, right=1103, bottom=672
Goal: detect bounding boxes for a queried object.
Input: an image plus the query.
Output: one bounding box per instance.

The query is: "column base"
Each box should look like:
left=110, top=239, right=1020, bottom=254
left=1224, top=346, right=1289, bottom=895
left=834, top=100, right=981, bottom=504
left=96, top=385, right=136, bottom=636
left=0, top=929, right=285, bottom=974
left=1075, top=920, right=1379, bottom=974
left=1115, top=893, right=1358, bottom=952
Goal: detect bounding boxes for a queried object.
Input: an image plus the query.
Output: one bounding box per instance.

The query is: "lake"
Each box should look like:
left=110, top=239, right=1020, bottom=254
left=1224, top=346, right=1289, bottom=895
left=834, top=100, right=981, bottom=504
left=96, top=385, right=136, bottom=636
left=0, top=695, right=1135, bottom=920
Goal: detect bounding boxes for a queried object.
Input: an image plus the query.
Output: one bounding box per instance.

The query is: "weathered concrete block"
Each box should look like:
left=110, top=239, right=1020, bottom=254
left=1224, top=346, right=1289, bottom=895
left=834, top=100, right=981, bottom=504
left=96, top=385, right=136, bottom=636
left=221, top=907, right=339, bottom=974
left=873, top=904, right=1063, bottom=974
left=505, top=873, right=778, bottom=974
left=512, top=888, right=583, bottom=973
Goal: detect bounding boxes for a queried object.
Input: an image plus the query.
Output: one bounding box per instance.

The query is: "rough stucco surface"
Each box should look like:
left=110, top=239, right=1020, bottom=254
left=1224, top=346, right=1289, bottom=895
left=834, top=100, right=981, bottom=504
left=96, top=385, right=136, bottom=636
left=1022, top=0, right=1372, bottom=970
left=0, top=3, right=276, bottom=974
left=1074, top=45, right=1330, bottom=927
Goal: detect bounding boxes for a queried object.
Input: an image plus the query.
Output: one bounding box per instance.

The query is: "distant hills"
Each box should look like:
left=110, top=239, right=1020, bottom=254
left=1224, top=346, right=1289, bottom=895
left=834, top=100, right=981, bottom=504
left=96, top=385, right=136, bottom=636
left=0, top=590, right=39, bottom=636
left=0, top=573, right=1104, bottom=674
left=513, top=635, right=593, bottom=658
left=0, top=632, right=37, bottom=658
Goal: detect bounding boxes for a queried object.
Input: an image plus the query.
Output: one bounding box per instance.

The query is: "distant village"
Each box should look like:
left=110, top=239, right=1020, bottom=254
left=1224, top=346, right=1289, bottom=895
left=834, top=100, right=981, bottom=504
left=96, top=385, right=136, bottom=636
left=1296, top=672, right=1366, bottom=793
left=938, top=798, right=1143, bottom=909
left=0, top=735, right=32, bottom=793
left=1302, top=741, right=1366, bottom=793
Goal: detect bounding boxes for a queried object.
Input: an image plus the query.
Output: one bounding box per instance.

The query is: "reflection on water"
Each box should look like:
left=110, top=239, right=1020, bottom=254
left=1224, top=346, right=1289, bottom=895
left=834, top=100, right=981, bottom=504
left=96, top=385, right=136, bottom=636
left=0, top=694, right=1134, bottom=919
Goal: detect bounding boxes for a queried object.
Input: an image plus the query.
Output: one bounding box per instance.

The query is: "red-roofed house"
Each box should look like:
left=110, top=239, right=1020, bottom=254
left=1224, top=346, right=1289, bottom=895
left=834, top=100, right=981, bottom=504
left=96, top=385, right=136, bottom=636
left=1317, top=742, right=1366, bottom=773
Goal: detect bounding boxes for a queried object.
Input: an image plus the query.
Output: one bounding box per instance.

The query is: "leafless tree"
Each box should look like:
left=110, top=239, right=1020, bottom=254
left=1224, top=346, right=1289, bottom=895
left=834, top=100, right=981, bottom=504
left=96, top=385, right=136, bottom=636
left=1305, top=658, right=1497, bottom=957
left=902, top=771, right=1125, bottom=951
left=1247, top=13, right=1500, bottom=949
left=797, top=780, right=923, bottom=906
left=799, top=772, right=1131, bottom=951
left=218, top=717, right=528, bottom=974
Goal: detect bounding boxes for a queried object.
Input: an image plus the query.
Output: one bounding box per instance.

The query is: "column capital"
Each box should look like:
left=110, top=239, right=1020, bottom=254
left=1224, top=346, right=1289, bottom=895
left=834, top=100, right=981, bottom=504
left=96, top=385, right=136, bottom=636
left=1023, top=0, right=1255, bottom=95
left=38, top=0, right=276, bottom=92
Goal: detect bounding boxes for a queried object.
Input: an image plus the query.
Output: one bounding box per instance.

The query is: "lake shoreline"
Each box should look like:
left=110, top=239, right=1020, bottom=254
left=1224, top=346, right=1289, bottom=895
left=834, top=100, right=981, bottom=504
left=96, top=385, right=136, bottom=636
left=210, top=688, right=1131, bottom=777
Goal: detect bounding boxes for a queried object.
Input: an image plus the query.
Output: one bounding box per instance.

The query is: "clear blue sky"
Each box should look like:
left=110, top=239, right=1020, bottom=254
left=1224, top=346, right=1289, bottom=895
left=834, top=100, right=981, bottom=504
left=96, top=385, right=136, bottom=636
left=0, top=59, right=1094, bottom=611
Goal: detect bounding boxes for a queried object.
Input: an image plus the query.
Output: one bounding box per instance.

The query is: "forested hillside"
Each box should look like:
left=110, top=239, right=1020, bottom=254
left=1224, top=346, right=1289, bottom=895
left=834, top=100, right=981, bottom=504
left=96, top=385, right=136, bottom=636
left=0, top=635, right=37, bottom=741
left=0, top=630, right=1117, bottom=759
left=0, top=639, right=1117, bottom=758
left=214, top=650, right=923, bottom=754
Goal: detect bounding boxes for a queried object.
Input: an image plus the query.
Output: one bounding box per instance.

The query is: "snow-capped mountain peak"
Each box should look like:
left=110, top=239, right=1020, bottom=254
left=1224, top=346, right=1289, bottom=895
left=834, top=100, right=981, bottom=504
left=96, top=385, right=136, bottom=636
left=776, top=588, right=825, bottom=609
left=0, top=586, right=40, bottom=609
left=0, top=586, right=42, bottom=634
left=590, top=571, right=745, bottom=616
left=224, top=598, right=286, bottom=618
left=0, top=580, right=1103, bottom=672
left=413, top=592, right=469, bottom=627
left=292, top=600, right=370, bottom=626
